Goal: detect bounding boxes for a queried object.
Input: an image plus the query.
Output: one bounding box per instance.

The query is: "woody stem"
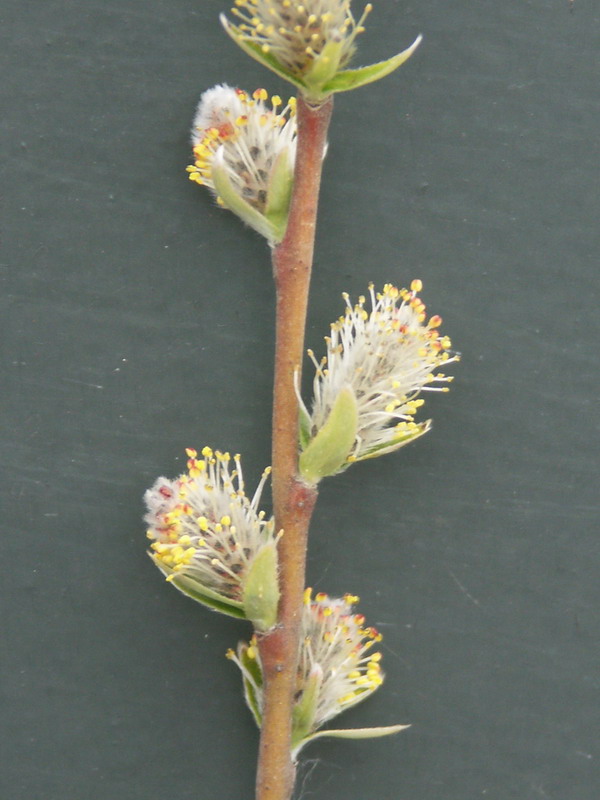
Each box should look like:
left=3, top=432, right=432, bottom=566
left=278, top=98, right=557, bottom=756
left=254, top=94, right=333, bottom=800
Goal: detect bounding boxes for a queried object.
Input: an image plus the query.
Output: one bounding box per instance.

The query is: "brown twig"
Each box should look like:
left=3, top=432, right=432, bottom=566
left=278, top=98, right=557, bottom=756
left=255, top=95, right=333, bottom=800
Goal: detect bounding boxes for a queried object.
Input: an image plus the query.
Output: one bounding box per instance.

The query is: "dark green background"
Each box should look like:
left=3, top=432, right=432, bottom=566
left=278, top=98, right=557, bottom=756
left=2, top=1, right=598, bottom=798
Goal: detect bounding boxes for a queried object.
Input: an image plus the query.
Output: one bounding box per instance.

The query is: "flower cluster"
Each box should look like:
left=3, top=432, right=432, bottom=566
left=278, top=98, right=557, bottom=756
left=297, top=589, right=384, bottom=723
left=187, top=85, right=297, bottom=242
left=144, top=447, right=279, bottom=627
left=226, top=0, right=372, bottom=78
left=228, top=589, right=386, bottom=754
left=299, top=281, right=458, bottom=481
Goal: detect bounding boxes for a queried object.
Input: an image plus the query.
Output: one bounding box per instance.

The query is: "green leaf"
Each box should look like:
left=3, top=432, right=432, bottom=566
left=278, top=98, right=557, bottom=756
left=242, top=543, right=280, bottom=632
left=299, top=387, right=358, bottom=484
left=291, top=667, right=322, bottom=745
left=356, top=420, right=431, bottom=461
left=236, top=643, right=264, bottom=728
left=151, top=558, right=246, bottom=618
left=264, top=149, right=294, bottom=242
left=303, top=39, right=345, bottom=93
left=292, top=723, right=411, bottom=758
left=298, top=403, right=312, bottom=451
left=241, top=674, right=262, bottom=728
left=220, top=15, right=307, bottom=92
left=265, top=150, right=293, bottom=217
left=322, top=35, right=422, bottom=94
left=211, top=161, right=278, bottom=242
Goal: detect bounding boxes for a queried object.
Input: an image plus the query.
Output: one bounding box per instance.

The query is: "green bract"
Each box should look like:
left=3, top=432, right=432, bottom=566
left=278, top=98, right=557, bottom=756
left=220, top=13, right=422, bottom=105
left=242, top=542, right=281, bottom=632
left=299, top=386, right=358, bottom=483
left=211, top=159, right=292, bottom=243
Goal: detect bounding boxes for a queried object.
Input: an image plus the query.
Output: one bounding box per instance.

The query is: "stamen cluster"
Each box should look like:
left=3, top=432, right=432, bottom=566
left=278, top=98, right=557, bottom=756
left=187, top=84, right=297, bottom=215
left=144, top=447, right=275, bottom=608
left=303, top=281, right=458, bottom=464
left=228, top=590, right=384, bottom=734
left=228, top=1, right=372, bottom=77
left=298, top=589, right=384, bottom=724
